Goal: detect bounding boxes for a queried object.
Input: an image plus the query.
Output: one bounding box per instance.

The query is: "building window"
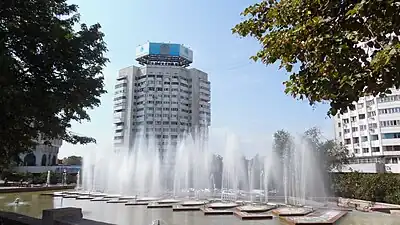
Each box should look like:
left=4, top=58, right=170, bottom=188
left=380, top=120, right=400, bottom=127
left=350, top=116, right=356, bottom=122
left=23, top=153, right=36, bottom=166
left=51, top=156, right=57, bottom=166
left=377, top=95, right=400, bottom=103
left=344, top=139, right=351, bottom=144
left=361, top=136, right=368, bottom=142
left=382, top=133, right=400, bottom=139
left=41, top=154, right=47, bottom=166
left=358, top=114, right=366, bottom=119
left=360, top=125, right=367, bottom=131
left=362, top=148, right=369, bottom=153
left=371, top=147, right=380, bottom=152
left=379, top=107, right=400, bottom=114
left=383, top=146, right=400, bottom=152
left=343, top=119, right=349, bottom=124
left=354, top=148, right=360, bottom=154
left=352, top=127, right=358, bottom=132
left=370, top=135, right=379, bottom=141
left=344, top=129, right=350, bottom=134
left=369, top=123, right=378, bottom=129
left=367, top=111, right=376, bottom=117
left=353, top=137, right=359, bottom=143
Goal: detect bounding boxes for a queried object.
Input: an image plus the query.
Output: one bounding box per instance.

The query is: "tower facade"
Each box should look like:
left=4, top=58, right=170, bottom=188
left=113, top=42, right=211, bottom=152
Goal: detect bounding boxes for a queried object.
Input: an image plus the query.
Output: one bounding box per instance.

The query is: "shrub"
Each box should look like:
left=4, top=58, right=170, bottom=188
left=331, top=172, right=400, bottom=205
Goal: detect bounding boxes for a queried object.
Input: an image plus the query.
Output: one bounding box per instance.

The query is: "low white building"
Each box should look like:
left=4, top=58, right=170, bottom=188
left=14, top=136, right=63, bottom=173
left=334, top=89, right=400, bottom=173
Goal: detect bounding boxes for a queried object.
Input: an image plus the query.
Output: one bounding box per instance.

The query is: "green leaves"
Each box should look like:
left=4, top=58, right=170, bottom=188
left=0, top=0, right=108, bottom=169
left=333, top=173, right=400, bottom=205
left=273, top=127, right=350, bottom=172
left=233, top=0, right=400, bottom=116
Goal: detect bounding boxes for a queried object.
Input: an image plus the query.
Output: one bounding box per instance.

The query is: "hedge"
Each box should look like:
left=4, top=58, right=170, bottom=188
left=1, top=171, right=77, bottom=185
left=331, top=172, right=400, bottom=205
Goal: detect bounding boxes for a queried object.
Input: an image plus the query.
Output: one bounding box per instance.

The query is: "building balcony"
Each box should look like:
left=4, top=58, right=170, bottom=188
left=361, top=142, right=371, bottom=148
left=114, top=138, right=123, bottom=144
left=370, top=140, right=381, bottom=147
left=115, top=131, right=123, bottom=137
left=114, top=112, right=125, bottom=120
left=383, top=151, right=400, bottom=156
left=114, top=103, right=126, bottom=111
left=114, top=98, right=127, bottom=105
left=381, top=127, right=400, bottom=133
left=116, top=79, right=128, bottom=86
left=115, top=124, right=124, bottom=130
left=358, top=108, right=366, bottom=114
left=381, top=138, right=400, bottom=146
left=114, top=117, right=123, bottom=124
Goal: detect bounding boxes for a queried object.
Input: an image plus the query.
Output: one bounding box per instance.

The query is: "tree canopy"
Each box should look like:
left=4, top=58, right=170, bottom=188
left=302, top=127, right=350, bottom=172
left=62, top=156, right=82, bottom=166
left=273, top=130, right=293, bottom=160
left=0, top=0, right=108, bottom=169
left=233, top=0, right=400, bottom=116
left=272, top=127, right=350, bottom=172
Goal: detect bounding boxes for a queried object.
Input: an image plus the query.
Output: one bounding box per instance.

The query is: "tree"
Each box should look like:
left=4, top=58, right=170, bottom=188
left=273, top=130, right=293, bottom=160
left=63, top=156, right=82, bottom=166
left=272, top=130, right=293, bottom=193
left=0, top=1, right=108, bottom=170
left=303, top=127, right=350, bottom=172
left=232, top=0, right=400, bottom=116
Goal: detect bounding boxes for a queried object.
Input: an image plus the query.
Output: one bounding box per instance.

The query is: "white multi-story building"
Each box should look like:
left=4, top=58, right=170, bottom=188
left=334, top=89, right=400, bottom=173
left=113, top=42, right=211, bottom=152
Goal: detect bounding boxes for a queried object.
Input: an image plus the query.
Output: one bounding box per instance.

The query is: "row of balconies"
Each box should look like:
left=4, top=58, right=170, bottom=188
left=338, top=102, right=400, bottom=119
left=134, top=83, right=191, bottom=90
left=342, top=127, right=400, bottom=138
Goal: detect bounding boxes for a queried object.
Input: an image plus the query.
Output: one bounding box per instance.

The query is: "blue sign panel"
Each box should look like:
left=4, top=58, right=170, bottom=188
left=149, top=43, right=180, bottom=56
left=135, top=42, right=193, bottom=64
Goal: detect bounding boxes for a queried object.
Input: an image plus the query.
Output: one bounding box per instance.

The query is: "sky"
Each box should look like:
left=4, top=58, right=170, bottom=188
left=59, top=0, right=334, bottom=158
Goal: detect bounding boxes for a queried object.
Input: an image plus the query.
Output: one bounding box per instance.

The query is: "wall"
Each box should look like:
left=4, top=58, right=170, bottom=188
left=13, top=165, right=81, bottom=174
left=0, top=208, right=113, bottom=225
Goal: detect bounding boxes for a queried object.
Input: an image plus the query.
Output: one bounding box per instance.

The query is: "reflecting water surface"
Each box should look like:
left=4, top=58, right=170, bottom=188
left=0, top=192, right=399, bottom=225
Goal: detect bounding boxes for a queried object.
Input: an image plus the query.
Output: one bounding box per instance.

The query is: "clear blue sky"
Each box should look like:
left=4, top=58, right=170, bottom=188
left=59, top=0, right=334, bottom=158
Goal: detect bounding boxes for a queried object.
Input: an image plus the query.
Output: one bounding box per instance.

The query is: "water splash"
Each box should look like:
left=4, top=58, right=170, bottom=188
left=81, top=129, right=328, bottom=206
left=46, top=171, right=51, bottom=186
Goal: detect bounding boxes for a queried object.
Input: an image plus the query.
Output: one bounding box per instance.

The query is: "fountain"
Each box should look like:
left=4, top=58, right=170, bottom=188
left=46, top=170, right=51, bottom=187
left=47, top=129, right=353, bottom=223
left=62, top=169, right=67, bottom=186
left=79, top=129, right=328, bottom=210
left=5, top=197, right=29, bottom=207
left=76, top=170, right=81, bottom=190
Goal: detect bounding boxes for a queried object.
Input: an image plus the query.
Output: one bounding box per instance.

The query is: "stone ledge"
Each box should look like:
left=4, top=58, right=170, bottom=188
left=0, top=185, right=75, bottom=193
left=0, top=208, right=114, bottom=225
left=55, top=218, right=114, bottom=225
left=0, top=211, right=41, bottom=225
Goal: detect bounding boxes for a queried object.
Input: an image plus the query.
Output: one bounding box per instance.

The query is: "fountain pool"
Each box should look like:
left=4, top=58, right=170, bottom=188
left=0, top=193, right=399, bottom=225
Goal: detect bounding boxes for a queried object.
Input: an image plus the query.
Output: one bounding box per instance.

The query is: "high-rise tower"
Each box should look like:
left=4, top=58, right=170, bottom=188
left=113, top=42, right=211, bottom=151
